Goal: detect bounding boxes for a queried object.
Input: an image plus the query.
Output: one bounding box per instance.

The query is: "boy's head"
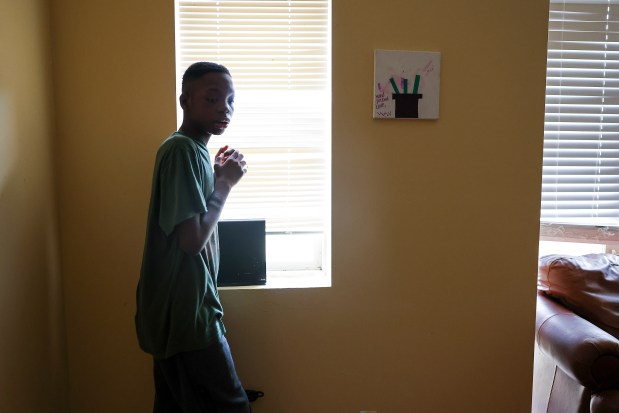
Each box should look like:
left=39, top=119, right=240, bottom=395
left=179, top=62, right=235, bottom=139
left=182, top=62, right=230, bottom=91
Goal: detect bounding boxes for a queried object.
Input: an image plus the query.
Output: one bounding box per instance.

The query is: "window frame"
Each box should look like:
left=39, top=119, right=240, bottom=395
left=174, top=0, right=332, bottom=287
left=540, top=0, right=619, bottom=254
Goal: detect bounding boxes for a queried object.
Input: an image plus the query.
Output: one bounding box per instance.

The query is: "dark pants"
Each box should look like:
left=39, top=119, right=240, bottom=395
left=153, top=336, right=250, bottom=413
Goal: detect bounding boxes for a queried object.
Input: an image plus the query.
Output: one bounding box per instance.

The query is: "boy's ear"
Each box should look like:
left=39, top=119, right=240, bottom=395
left=179, top=93, right=188, bottom=110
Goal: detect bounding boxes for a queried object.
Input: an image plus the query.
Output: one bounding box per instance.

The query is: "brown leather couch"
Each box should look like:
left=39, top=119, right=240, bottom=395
left=533, top=254, right=619, bottom=413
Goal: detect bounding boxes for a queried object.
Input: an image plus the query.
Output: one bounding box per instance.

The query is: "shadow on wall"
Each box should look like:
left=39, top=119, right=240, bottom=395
left=0, top=91, right=16, bottom=197
left=0, top=87, right=67, bottom=412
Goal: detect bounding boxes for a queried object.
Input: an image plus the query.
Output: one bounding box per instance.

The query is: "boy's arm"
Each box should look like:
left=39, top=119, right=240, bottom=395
left=177, top=148, right=246, bottom=256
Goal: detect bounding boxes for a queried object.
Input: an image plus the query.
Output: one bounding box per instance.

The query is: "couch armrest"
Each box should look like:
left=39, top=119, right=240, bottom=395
left=591, top=390, right=619, bottom=413
left=536, top=292, right=619, bottom=391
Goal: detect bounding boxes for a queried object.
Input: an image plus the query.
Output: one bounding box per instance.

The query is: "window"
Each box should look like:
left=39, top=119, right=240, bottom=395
left=541, top=0, right=619, bottom=254
left=174, top=0, right=331, bottom=284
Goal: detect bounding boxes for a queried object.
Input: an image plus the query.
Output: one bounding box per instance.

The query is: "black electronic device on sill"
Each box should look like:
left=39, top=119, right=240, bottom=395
left=216, top=219, right=267, bottom=287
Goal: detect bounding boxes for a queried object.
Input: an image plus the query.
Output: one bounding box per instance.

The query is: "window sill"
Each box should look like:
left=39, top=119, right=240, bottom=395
left=540, top=222, right=619, bottom=244
left=218, top=270, right=331, bottom=290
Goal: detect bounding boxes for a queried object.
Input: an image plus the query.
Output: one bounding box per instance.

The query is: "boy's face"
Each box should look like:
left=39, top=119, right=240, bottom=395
left=181, top=72, right=235, bottom=137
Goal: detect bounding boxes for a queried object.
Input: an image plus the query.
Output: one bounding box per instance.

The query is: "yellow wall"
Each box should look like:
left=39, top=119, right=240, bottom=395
left=47, top=0, right=549, bottom=412
left=0, top=0, right=66, bottom=411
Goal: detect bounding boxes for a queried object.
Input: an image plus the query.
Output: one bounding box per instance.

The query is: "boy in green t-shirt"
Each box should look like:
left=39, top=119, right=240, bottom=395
left=135, top=62, right=250, bottom=412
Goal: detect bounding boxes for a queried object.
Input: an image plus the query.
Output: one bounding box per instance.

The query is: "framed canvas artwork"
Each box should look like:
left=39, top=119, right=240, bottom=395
left=374, top=49, right=441, bottom=119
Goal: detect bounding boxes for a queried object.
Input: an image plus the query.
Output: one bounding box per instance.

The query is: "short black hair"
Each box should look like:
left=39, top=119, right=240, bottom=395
left=182, top=62, right=231, bottom=90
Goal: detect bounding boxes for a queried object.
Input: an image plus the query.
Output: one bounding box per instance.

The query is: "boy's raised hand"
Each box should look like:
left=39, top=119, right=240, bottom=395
left=214, top=145, right=230, bottom=163
left=214, top=145, right=247, bottom=188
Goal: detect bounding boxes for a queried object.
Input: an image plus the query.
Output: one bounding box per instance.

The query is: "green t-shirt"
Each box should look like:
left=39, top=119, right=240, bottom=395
left=135, top=132, right=225, bottom=359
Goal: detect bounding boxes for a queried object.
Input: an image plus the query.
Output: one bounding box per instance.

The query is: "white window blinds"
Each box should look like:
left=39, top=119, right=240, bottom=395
left=542, top=0, right=619, bottom=226
left=175, top=0, right=330, bottom=237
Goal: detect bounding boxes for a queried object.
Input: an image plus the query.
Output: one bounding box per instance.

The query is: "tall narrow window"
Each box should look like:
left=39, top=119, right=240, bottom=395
left=175, top=1, right=331, bottom=281
left=541, top=0, right=619, bottom=251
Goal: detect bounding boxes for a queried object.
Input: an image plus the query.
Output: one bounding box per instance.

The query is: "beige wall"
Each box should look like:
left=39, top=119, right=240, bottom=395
left=0, top=0, right=66, bottom=411
left=47, top=0, right=549, bottom=412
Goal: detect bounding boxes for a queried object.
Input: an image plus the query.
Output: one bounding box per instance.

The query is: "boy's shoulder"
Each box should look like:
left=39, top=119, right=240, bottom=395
left=160, top=132, right=200, bottom=151
left=157, top=133, right=209, bottom=158
left=155, top=133, right=210, bottom=172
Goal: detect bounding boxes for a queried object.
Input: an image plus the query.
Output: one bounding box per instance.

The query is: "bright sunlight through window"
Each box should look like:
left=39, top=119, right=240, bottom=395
left=174, top=1, right=331, bottom=283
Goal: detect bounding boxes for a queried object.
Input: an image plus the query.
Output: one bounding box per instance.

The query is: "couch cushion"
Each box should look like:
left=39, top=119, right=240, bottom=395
left=538, top=253, right=619, bottom=338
